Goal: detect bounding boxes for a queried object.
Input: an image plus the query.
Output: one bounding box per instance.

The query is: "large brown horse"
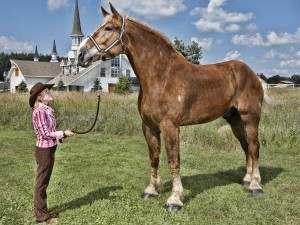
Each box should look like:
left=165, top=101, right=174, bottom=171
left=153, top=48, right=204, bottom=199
left=77, top=3, right=265, bottom=212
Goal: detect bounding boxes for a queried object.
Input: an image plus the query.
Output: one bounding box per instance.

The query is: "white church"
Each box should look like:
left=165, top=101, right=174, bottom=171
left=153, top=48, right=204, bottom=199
left=7, top=0, right=138, bottom=93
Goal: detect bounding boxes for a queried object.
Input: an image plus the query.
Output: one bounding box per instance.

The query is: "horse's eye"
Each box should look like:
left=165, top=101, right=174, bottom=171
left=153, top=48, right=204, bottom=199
left=105, top=27, right=112, bottom=32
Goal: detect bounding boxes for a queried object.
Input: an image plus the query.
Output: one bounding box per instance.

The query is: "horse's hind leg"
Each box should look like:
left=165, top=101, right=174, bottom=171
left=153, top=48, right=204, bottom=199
left=241, top=112, right=263, bottom=196
left=141, top=122, right=163, bottom=199
left=224, top=107, right=263, bottom=196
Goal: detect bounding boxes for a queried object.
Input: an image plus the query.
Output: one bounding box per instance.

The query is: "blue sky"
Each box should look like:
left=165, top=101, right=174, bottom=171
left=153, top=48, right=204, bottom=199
left=0, top=0, right=300, bottom=77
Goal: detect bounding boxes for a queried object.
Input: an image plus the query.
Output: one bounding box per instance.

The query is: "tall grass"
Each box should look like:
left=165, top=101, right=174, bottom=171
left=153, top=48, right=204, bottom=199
left=0, top=89, right=299, bottom=150
left=0, top=92, right=141, bottom=136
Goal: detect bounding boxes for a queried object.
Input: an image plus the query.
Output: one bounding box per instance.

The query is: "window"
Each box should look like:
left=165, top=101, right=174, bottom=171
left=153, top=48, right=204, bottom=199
left=111, top=67, right=119, bottom=78
left=100, top=68, right=106, bottom=77
left=126, top=69, right=130, bottom=77
left=111, top=57, right=120, bottom=67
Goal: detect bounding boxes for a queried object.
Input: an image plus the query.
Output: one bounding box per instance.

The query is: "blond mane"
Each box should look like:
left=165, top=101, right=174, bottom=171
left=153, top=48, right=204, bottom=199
left=127, top=17, right=174, bottom=47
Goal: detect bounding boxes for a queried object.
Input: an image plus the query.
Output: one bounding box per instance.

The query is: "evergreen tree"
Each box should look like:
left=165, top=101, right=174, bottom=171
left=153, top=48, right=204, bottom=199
left=186, top=41, right=202, bottom=65
left=91, top=78, right=102, bottom=92
left=115, top=76, right=133, bottom=95
left=173, top=38, right=202, bottom=64
left=173, top=37, right=186, bottom=58
left=18, top=80, right=28, bottom=92
left=257, top=73, right=267, bottom=82
left=57, top=80, right=65, bottom=91
left=3, top=83, right=9, bottom=92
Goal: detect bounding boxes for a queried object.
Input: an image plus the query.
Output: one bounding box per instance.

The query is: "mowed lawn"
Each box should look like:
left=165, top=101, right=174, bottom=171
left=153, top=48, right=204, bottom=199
left=0, top=128, right=299, bottom=224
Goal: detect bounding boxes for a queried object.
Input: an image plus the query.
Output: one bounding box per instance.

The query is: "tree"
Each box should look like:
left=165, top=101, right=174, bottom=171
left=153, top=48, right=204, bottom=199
left=186, top=41, right=202, bottom=65
left=173, top=37, right=202, bottom=64
left=115, top=76, right=133, bottom=95
left=3, top=83, right=9, bottom=92
left=257, top=73, right=267, bottom=82
left=173, top=37, right=186, bottom=58
left=291, top=75, right=300, bottom=84
left=91, top=78, right=102, bottom=92
left=57, top=79, right=65, bottom=91
left=267, top=75, right=290, bottom=84
left=18, top=80, right=28, bottom=92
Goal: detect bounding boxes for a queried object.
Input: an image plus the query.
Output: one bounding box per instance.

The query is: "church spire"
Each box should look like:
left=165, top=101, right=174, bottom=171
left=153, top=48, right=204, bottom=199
left=70, top=0, right=83, bottom=37
left=50, top=39, right=59, bottom=62
left=68, top=0, right=84, bottom=59
left=33, top=45, right=39, bottom=62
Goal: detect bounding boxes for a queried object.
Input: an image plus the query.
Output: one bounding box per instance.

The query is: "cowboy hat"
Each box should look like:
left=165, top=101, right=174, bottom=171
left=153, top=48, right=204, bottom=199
left=29, top=82, right=55, bottom=108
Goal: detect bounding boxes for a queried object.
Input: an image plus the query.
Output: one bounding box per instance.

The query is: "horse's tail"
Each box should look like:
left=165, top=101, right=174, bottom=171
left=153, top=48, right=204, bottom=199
left=259, top=78, right=275, bottom=105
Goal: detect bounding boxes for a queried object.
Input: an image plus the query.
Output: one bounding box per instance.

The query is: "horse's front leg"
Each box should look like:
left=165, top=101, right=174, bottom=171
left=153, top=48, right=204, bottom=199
left=141, top=122, right=163, bottom=199
left=161, top=122, right=183, bottom=212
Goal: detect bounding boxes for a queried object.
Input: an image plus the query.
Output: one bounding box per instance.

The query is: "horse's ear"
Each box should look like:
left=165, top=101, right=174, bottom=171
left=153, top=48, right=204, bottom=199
left=109, top=2, right=122, bottom=19
left=101, top=6, right=110, bottom=17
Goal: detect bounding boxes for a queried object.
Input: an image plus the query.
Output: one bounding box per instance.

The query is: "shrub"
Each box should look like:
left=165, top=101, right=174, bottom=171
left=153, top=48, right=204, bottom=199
left=115, top=76, right=133, bottom=95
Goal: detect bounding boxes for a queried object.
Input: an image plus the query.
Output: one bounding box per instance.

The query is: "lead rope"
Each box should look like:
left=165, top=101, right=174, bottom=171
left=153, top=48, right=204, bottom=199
left=71, top=91, right=101, bottom=134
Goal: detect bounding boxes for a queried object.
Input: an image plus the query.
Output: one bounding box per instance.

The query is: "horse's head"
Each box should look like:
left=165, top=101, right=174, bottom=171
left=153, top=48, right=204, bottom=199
left=77, top=3, right=125, bottom=67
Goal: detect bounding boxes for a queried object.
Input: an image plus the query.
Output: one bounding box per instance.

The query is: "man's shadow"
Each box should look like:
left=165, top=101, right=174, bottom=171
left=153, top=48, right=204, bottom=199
left=53, top=186, right=123, bottom=213
left=164, top=166, right=284, bottom=203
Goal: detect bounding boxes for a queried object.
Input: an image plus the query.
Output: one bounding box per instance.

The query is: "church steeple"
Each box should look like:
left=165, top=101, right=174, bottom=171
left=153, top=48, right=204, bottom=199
left=50, top=39, right=59, bottom=62
left=68, top=0, right=84, bottom=59
left=33, top=45, right=39, bottom=62
left=70, top=0, right=83, bottom=37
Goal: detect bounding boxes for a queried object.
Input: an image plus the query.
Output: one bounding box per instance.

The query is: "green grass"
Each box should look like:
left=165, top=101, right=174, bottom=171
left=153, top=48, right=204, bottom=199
left=0, top=89, right=299, bottom=224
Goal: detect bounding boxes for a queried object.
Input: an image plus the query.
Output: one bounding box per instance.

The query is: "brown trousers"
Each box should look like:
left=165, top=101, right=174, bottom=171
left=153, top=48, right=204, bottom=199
left=34, top=145, right=57, bottom=222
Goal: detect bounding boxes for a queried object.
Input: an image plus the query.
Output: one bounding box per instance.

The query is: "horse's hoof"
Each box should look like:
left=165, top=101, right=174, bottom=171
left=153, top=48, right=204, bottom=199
left=165, top=204, right=182, bottom=212
left=242, top=181, right=251, bottom=187
left=141, top=193, right=155, bottom=200
left=251, top=189, right=263, bottom=197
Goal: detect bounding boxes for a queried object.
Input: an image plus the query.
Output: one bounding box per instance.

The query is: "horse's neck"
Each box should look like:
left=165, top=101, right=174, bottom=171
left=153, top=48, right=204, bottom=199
left=124, top=20, right=178, bottom=87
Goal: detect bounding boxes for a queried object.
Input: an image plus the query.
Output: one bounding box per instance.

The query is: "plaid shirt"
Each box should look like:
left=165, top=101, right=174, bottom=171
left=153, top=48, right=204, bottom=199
left=32, top=103, right=64, bottom=148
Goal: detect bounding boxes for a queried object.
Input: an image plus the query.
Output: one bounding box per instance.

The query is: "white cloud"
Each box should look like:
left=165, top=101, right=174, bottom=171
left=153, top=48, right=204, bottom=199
left=194, top=19, right=223, bottom=33
left=280, top=60, right=300, bottom=68
left=232, top=33, right=265, bottom=47
left=264, top=49, right=290, bottom=59
left=191, top=0, right=254, bottom=33
left=102, top=0, right=186, bottom=19
left=207, top=0, right=226, bottom=13
left=246, top=23, right=257, bottom=32
left=0, top=36, right=34, bottom=53
left=266, top=28, right=300, bottom=45
left=191, top=37, right=214, bottom=50
left=224, top=50, right=240, bottom=61
left=232, top=28, right=300, bottom=47
left=225, top=24, right=240, bottom=32
left=47, top=0, right=70, bottom=11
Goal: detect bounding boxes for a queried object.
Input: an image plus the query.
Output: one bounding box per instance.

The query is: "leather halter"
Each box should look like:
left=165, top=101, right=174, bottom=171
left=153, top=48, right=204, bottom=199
left=88, top=16, right=125, bottom=61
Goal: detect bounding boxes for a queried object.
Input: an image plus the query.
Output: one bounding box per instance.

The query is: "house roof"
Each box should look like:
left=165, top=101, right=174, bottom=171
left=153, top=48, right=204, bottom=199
left=279, top=80, right=294, bottom=84
left=47, top=61, right=100, bottom=86
left=10, top=59, right=61, bottom=78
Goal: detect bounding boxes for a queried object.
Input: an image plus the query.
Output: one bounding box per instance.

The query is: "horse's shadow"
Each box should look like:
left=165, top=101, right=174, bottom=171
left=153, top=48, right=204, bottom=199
left=53, top=185, right=123, bottom=213
left=164, top=166, right=284, bottom=203
left=53, top=167, right=283, bottom=212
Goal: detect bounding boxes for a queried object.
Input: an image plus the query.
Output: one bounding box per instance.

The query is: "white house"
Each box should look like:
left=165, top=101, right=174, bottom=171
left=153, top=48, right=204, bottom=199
left=7, top=59, right=60, bottom=93
left=7, top=0, right=137, bottom=93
